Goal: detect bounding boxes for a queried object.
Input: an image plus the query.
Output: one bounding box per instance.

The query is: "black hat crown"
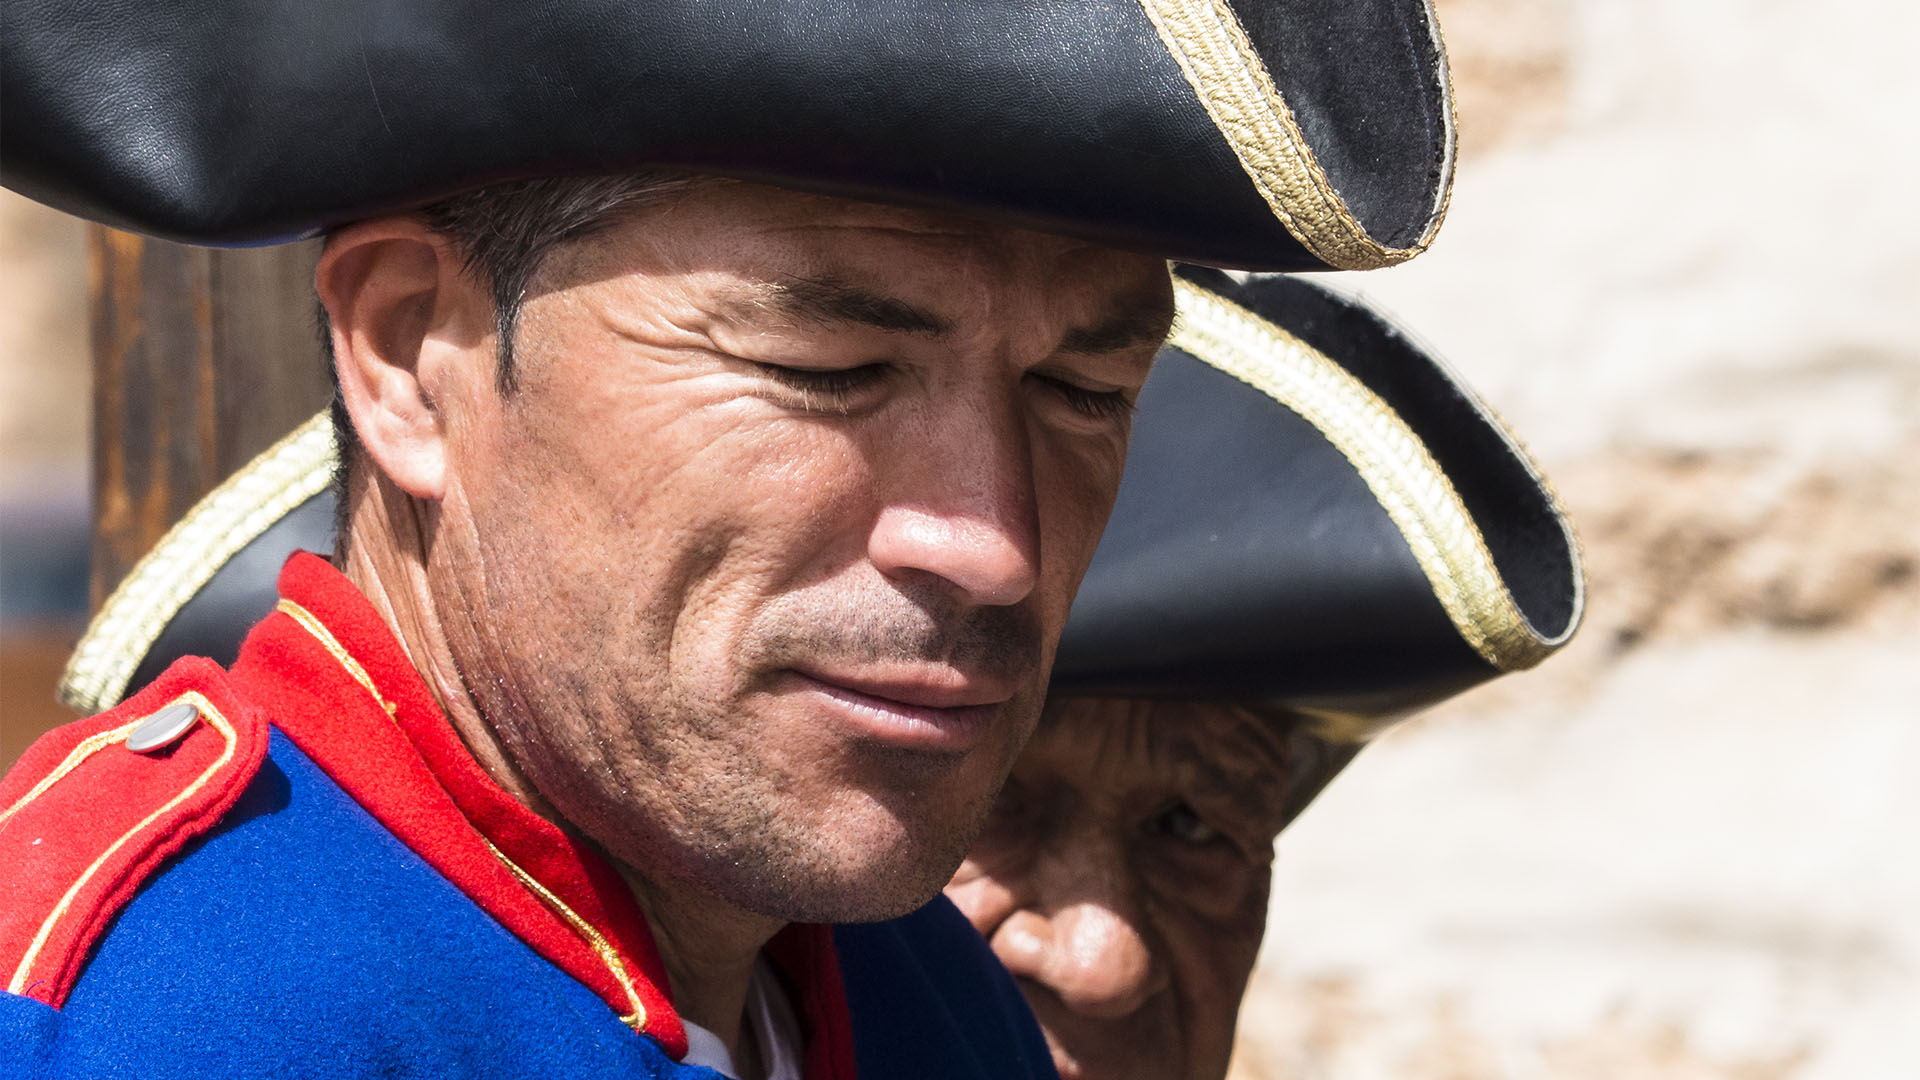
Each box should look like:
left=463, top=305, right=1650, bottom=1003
left=4, top=0, right=1454, bottom=271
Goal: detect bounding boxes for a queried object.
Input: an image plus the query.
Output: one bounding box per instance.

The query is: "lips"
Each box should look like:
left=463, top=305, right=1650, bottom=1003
left=785, top=666, right=1014, bottom=752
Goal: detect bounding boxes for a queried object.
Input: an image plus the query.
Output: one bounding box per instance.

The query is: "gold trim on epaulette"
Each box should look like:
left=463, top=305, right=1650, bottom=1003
left=1134, top=0, right=1455, bottom=270
left=5, top=690, right=237, bottom=996
left=59, top=412, right=338, bottom=714
left=0, top=718, right=146, bottom=829
left=1168, top=279, right=1558, bottom=672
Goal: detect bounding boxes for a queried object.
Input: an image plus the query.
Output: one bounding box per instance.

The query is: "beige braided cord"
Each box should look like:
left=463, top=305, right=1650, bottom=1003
left=59, top=412, right=338, bottom=713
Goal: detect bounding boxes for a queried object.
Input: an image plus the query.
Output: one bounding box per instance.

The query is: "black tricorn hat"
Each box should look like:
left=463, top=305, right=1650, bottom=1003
left=1051, top=268, right=1583, bottom=729
left=1052, top=267, right=1581, bottom=827
left=2, top=0, right=1453, bottom=271
left=59, top=271, right=1582, bottom=748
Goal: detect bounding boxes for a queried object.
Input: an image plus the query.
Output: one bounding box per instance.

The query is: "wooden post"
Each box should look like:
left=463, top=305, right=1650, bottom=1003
left=87, top=227, right=331, bottom=606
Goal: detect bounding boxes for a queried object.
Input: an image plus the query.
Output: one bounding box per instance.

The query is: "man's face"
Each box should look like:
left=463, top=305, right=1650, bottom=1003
left=424, top=182, right=1173, bottom=923
left=946, top=699, right=1295, bottom=1080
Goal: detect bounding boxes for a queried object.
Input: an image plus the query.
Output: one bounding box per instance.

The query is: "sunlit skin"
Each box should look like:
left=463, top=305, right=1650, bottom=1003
left=316, top=179, right=1173, bottom=1062
left=946, top=698, right=1295, bottom=1080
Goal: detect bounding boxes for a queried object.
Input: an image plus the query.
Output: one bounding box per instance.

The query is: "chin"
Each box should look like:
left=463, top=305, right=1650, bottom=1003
left=816, top=754, right=1006, bottom=906
left=828, top=822, right=986, bottom=923
left=720, top=788, right=991, bottom=925
left=734, top=844, right=958, bottom=925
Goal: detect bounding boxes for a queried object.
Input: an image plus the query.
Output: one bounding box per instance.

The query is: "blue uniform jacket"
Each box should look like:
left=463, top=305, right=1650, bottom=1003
left=0, top=555, right=1054, bottom=1080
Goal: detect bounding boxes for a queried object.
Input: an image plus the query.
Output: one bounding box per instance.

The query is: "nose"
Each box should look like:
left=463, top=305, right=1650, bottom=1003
left=868, top=402, right=1041, bottom=607
left=989, top=897, right=1165, bottom=1020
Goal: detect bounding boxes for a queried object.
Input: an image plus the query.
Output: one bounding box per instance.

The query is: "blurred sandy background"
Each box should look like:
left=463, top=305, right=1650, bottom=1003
left=0, top=162, right=89, bottom=766
left=2, top=0, right=1915, bottom=1075
left=1234, top=0, right=1920, bottom=1077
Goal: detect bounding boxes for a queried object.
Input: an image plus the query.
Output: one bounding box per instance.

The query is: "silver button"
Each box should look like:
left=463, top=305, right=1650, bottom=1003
left=126, top=702, right=202, bottom=753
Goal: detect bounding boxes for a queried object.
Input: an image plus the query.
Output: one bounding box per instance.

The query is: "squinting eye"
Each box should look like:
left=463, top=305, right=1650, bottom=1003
left=1032, top=373, right=1134, bottom=420
left=756, top=362, right=890, bottom=400
left=1147, top=801, right=1222, bottom=847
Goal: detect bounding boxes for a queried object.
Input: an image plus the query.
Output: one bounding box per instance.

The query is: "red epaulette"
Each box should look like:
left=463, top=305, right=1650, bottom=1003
left=0, top=657, right=268, bottom=1007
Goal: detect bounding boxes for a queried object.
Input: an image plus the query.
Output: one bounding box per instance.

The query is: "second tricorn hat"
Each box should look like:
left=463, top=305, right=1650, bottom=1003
left=2, top=0, right=1453, bottom=271
left=1051, top=268, right=1582, bottom=728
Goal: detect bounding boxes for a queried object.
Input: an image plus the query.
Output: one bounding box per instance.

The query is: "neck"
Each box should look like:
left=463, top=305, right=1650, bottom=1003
left=337, top=475, right=783, bottom=1063
left=622, top=867, right=785, bottom=1065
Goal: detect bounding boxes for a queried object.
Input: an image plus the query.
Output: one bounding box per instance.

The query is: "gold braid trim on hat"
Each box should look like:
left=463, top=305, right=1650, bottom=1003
left=1134, top=0, right=1455, bottom=269
left=1168, top=279, right=1570, bottom=672
left=59, top=413, right=338, bottom=714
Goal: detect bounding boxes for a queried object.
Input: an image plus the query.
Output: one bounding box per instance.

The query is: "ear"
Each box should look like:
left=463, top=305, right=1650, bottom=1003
left=315, top=218, right=490, bottom=501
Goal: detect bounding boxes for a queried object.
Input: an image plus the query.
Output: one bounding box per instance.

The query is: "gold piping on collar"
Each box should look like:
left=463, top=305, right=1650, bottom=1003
left=1168, top=278, right=1555, bottom=671
left=274, top=598, right=398, bottom=718
left=59, top=413, right=338, bottom=714
left=1133, top=0, right=1455, bottom=269
left=7, top=691, right=237, bottom=996
left=484, top=837, right=649, bottom=1032
left=275, top=600, right=649, bottom=1035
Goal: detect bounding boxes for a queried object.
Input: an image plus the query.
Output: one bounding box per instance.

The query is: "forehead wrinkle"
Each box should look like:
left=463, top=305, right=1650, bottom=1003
left=1038, top=698, right=1184, bottom=795
left=1146, top=703, right=1293, bottom=825
left=764, top=214, right=1114, bottom=285
left=770, top=219, right=994, bottom=240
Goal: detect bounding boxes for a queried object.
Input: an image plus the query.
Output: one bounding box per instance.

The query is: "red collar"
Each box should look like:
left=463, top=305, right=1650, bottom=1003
left=232, top=552, right=855, bottom=1077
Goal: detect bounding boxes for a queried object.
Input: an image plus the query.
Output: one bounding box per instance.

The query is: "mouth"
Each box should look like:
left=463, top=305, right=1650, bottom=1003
left=782, top=667, right=1011, bottom=753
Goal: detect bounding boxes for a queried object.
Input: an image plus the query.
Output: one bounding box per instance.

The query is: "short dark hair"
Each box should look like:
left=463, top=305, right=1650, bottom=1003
left=323, top=170, right=704, bottom=548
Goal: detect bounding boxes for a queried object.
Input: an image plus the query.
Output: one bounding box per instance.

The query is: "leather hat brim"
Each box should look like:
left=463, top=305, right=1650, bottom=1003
left=3, top=0, right=1453, bottom=271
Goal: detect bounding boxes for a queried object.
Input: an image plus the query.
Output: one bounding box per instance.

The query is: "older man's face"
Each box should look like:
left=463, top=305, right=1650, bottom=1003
left=946, top=699, right=1295, bottom=1080
left=425, top=182, right=1172, bottom=923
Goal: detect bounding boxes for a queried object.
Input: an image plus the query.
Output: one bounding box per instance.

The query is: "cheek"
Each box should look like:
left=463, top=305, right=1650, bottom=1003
left=1157, top=895, right=1269, bottom=1051
left=1030, top=429, right=1129, bottom=601
left=457, top=390, right=884, bottom=756
left=958, top=808, right=1038, bottom=881
left=1141, top=832, right=1272, bottom=915
left=1151, top=864, right=1270, bottom=969
left=500, top=364, right=876, bottom=589
left=941, top=861, right=1010, bottom=932
left=657, top=419, right=877, bottom=641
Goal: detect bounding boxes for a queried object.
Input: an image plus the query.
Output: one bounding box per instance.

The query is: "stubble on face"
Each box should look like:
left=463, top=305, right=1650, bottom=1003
left=421, top=182, right=1172, bottom=925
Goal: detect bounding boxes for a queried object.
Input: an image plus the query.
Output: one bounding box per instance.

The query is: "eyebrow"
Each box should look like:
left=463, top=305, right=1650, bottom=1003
left=753, top=275, right=953, bottom=337
left=1056, top=299, right=1176, bottom=356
